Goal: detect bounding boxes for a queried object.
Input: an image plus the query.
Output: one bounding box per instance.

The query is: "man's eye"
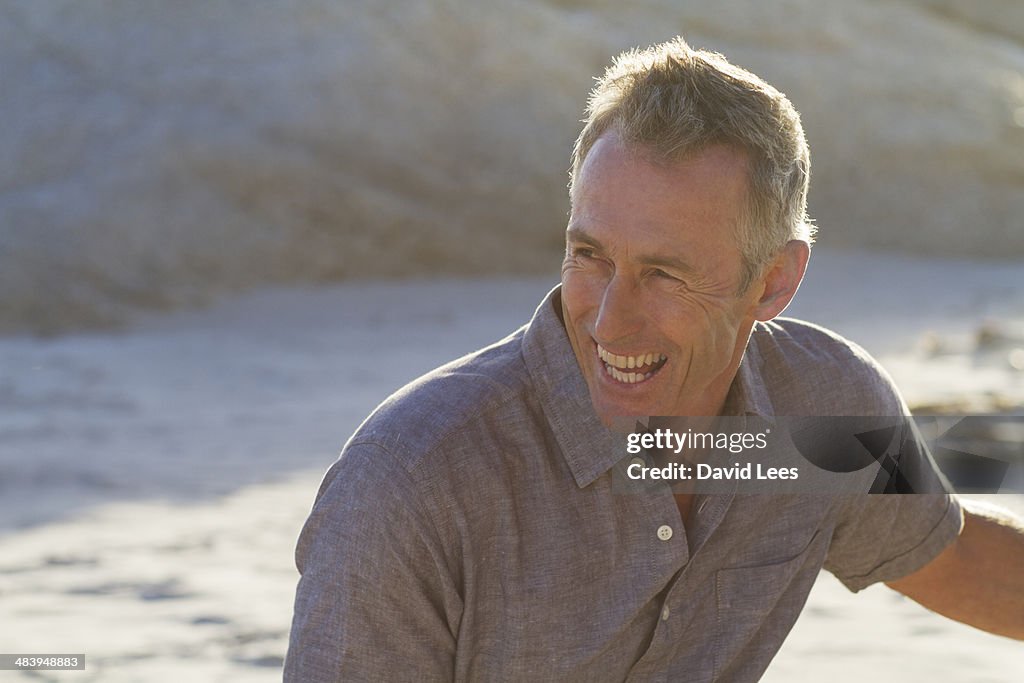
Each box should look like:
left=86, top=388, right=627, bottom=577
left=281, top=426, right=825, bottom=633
left=652, top=269, right=678, bottom=281
left=570, top=246, right=596, bottom=259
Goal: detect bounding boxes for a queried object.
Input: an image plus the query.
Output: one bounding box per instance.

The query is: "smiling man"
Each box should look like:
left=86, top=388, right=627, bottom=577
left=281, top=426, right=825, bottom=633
left=562, top=136, right=804, bottom=423
left=286, top=37, right=1023, bottom=681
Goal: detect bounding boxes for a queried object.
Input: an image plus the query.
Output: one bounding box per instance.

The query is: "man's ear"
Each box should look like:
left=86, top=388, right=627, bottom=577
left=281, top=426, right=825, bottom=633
left=752, top=240, right=810, bottom=322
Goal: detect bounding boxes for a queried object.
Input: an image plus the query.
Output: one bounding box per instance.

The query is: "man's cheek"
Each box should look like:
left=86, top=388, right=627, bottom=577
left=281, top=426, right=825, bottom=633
left=702, top=306, right=744, bottom=350
left=684, top=325, right=738, bottom=378
left=561, top=274, right=597, bottom=311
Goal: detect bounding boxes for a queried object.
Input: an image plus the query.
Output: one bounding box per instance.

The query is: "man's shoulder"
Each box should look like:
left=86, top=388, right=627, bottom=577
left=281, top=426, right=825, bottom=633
left=753, top=317, right=874, bottom=363
left=750, top=317, right=906, bottom=415
left=346, top=324, right=537, bottom=470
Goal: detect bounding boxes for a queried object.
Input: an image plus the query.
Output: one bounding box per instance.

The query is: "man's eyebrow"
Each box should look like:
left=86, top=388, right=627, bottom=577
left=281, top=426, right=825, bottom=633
left=565, top=226, right=602, bottom=248
left=638, top=253, right=698, bottom=276
left=566, top=226, right=697, bottom=275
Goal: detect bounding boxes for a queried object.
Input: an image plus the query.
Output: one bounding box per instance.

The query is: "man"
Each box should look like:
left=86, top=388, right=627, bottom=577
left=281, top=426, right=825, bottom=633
left=285, top=37, right=1023, bottom=681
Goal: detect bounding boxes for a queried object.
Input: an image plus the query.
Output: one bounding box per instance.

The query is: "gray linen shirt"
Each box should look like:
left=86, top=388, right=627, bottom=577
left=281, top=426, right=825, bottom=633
left=285, top=286, right=962, bottom=682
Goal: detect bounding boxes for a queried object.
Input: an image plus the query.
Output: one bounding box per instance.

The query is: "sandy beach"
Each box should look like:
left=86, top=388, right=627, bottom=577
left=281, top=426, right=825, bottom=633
left=1, top=247, right=1023, bottom=681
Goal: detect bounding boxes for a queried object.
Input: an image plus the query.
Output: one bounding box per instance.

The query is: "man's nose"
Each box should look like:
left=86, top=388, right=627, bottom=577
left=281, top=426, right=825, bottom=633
left=594, top=274, right=644, bottom=343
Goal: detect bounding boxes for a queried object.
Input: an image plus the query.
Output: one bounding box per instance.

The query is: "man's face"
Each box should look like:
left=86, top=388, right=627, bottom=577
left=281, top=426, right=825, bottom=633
left=561, top=131, right=766, bottom=423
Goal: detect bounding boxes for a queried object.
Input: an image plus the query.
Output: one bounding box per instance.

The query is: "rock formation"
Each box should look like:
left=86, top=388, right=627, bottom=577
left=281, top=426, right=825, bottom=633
left=2, top=0, right=1022, bottom=333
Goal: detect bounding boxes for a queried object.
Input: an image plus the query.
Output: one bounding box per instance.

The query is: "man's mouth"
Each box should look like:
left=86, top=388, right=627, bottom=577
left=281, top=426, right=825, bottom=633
left=596, top=343, right=668, bottom=384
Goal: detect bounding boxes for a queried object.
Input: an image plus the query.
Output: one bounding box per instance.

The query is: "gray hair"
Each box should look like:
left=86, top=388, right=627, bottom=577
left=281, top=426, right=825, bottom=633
left=570, top=37, right=814, bottom=291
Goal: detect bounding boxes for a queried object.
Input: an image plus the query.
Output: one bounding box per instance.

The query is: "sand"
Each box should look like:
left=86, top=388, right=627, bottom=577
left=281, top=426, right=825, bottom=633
left=1, top=247, right=1022, bottom=681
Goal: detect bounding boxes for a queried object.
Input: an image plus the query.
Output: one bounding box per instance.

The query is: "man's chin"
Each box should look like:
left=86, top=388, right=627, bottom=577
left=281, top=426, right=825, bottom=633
left=589, top=394, right=657, bottom=432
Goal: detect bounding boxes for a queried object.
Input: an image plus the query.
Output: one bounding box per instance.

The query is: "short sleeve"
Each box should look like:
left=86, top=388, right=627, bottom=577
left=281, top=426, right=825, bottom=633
left=284, top=442, right=462, bottom=682
left=769, top=322, right=966, bottom=591
left=825, top=492, right=964, bottom=592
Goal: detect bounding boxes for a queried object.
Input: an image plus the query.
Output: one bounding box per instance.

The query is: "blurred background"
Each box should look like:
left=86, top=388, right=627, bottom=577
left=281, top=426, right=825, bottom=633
left=3, top=0, right=1024, bottom=335
left=1, top=1, right=1023, bottom=681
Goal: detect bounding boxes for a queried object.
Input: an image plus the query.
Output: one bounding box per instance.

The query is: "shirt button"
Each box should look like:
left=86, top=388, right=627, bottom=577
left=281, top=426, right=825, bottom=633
left=661, top=606, right=671, bottom=621
left=630, top=457, right=646, bottom=468
left=657, top=525, right=673, bottom=541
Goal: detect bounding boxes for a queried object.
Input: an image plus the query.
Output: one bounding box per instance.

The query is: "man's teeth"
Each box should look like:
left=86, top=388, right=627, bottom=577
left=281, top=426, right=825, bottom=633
left=607, top=366, right=648, bottom=384
left=597, top=345, right=665, bottom=370
left=597, top=344, right=667, bottom=383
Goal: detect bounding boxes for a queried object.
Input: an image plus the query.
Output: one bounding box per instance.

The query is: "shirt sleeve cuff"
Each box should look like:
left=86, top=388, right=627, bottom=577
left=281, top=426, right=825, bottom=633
left=837, top=494, right=964, bottom=593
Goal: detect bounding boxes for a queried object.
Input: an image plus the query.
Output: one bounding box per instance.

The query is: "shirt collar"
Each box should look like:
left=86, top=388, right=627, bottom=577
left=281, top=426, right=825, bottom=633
left=522, top=286, right=626, bottom=488
left=522, top=285, right=774, bottom=488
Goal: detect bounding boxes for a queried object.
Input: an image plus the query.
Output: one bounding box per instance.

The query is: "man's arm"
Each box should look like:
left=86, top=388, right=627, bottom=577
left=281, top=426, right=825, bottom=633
left=885, top=498, right=1024, bottom=640
left=284, top=442, right=460, bottom=681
